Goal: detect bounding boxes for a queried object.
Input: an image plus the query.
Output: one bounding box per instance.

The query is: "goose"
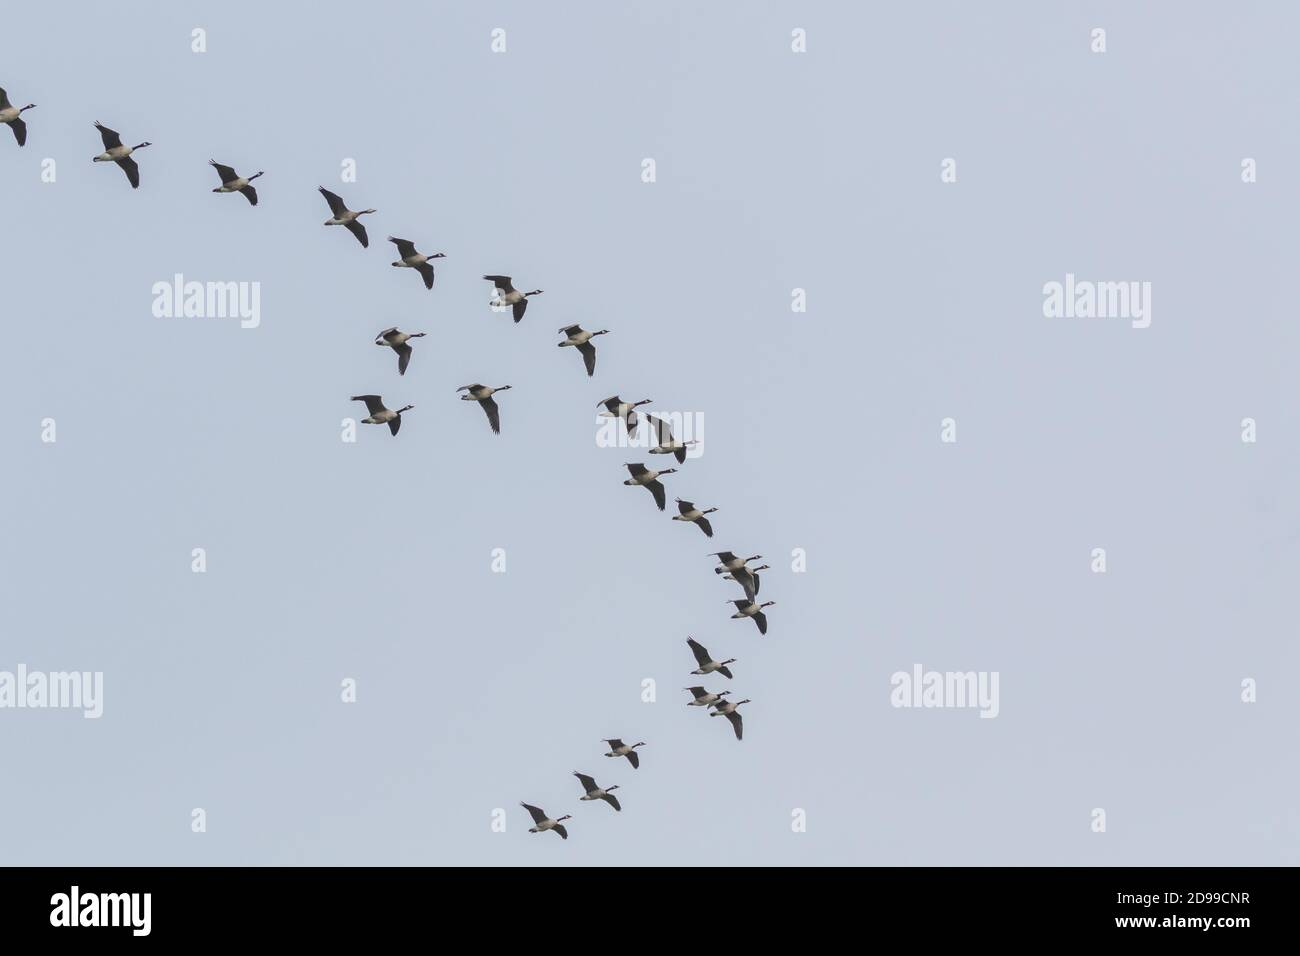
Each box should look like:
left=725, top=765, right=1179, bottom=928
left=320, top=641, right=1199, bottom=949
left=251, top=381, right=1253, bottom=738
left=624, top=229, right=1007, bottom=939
left=92, top=122, right=151, bottom=188
left=374, top=327, right=425, bottom=376
left=597, top=396, right=652, bottom=438
left=573, top=772, right=621, bottom=811
left=318, top=186, right=375, bottom=248
left=457, top=383, right=511, bottom=434
left=557, top=325, right=609, bottom=377
left=602, top=738, right=645, bottom=769
left=725, top=564, right=769, bottom=602
left=388, top=237, right=444, bottom=290
left=729, top=599, right=776, bottom=635
left=0, top=88, right=35, bottom=146
left=710, top=697, right=750, bottom=740
left=623, top=463, right=676, bottom=511
left=648, top=415, right=697, bottom=464
left=208, top=160, right=263, bottom=205
left=350, top=395, right=414, bottom=436
left=521, top=802, right=571, bottom=840
left=687, top=637, right=735, bottom=679
left=673, top=499, right=718, bottom=538
left=484, top=275, right=543, bottom=323
left=711, top=551, right=762, bottom=574
left=686, top=686, right=731, bottom=708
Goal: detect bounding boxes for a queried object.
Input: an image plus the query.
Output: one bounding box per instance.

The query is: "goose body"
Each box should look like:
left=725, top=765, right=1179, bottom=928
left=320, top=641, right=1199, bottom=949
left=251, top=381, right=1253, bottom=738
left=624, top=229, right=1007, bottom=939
left=623, top=463, right=676, bottom=510
left=729, top=599, right=775, bottom=635
left=687, top=637, right=735, bottom=680
left=709, top=697, right=749, bottom=740
left=92, top=122, right=151, bottom=188
left=557, top=325, right=608, bottom=377
left=350, top=395, right=414, bottom=436
left=209, top=160, right=263, bottom=205
left=0, top=88, right=35, bottom=146
left=388, top=237, right=444, bottom=290
left=318, top=186, right=375, bottom=247
left=457, top=383, right=511, bottom=434
left=673, top=499, right=718, bottom=538
left=521, top=802, right=571, bottom=839
left=686, top=686, right=730, bottom=708
left=484, top=275, right=543, bottom=323
left=711, top=551, right=762, bottom=574
left=648, top=415, right=697, bottom=464
left=597, top=396, right=651, bottom=437
left=602, top=738, right=645, bottom=769
left=375, top=327, right=425, bottom=375
left=573, top=772, right=621, bottom=811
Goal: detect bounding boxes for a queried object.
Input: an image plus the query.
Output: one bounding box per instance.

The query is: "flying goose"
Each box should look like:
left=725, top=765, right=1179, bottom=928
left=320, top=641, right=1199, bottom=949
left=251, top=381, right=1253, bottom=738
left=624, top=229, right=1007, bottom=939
left=729, top=599, right=775, bottom=635
left=623, top=463, right=676, bottom=510
left=686, top=686, right=731, bottom=708
left=710, top=697, right=750, bottom=740
left=557, top=325, right=608, bottom=377
left=374, top=327, right=425, bottom=375
left=484, top=275, right=543, bottom=323
left=602, top=738, right=645, bottom=769
left=725, top=564, right=769, bottom=602
left=597, top=396, right=652, bottom=438
left=350, top=395, right=414, bottom=436
left=673, top=499, right=718, bottom=538
left=687, top=637, right=735, bottom=680
left=573, top=772, right=621, bottom=811
left=711, top=551, right=762, bottom=574
left=318, top=186, right=375, bottom=247
left=457, top=383, right=511, bottom=434
left=209, top=160, right=263, bottom=205
left=388, top=237, right=444, bottom=290
left=521, top=802, right=571, bottom=840
left=0, top=88, right=35, bottom=146
left=648, top=415, right=697, bottom=464
left=92, top=122, right=151, bottom=188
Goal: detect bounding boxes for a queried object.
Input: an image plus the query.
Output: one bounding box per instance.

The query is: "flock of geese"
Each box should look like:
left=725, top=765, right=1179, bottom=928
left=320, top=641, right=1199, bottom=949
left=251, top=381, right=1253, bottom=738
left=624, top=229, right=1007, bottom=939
left=3, top=80, right=776, bottom=845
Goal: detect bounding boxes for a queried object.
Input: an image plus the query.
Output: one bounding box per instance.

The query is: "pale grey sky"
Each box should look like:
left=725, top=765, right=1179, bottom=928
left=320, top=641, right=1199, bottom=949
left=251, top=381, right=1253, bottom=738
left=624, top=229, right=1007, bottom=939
left=2, top=1, right=1298, bottom=865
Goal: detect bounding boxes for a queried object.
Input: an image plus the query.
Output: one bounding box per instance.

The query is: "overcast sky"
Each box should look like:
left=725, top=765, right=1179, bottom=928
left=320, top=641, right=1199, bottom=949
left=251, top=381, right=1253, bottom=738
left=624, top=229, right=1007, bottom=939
left=2, top=1, right=1297, bottom=865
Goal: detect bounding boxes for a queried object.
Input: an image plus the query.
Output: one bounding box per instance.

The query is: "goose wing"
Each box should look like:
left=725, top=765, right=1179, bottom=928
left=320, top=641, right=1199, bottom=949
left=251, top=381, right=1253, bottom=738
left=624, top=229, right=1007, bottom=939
left=388, top=236, right=418, bottom=258
left=10, top=117, right=26, bottom=147
left=520, top=803, right=548, bottom=825
left=318, top=186, right=347, bottom=216
left=754, top=611, right=768, bottom=635
left=512, top=298, right=528, bottom=323
left=725, top=710, right=743, bottom=740
left=209, top=160, right=238, bottom=184
left=602, top=793, right=622, bottom=811
left=388, top=415, right=402, bottom=436
left=480, top=396, right=501, bottom=434
left=483, top=275, right=515, bottom=293
left=395, top=342, right=413, bottom=375
left=576, top=341, right=596, bottom=376
left=604, top=738, right=625, bottom=750
left=239, top=185, right=258, bottom=206
left=351, top=394, right=386, bottom=416
left=95, top=121, right=123, bottom=150
left=559, top=325, right=583, bottom=336
left=626, top=750, right=639, bottom=769
left=686, top=637, right=711, bottom=666
left=416, top=262, right=435, bottom=290
left=645, top=479, right=667, bottom=511
left=344, top=219, right=369, bottom=248
left=116, top=155, right=140, bottom=189
left=573, top=772, right=598, bottom=792
left=696, top=516, right=714, bottom=538
left=0, top=89, right=10, bottom=110
left=625, top=463, right=648, bottom=478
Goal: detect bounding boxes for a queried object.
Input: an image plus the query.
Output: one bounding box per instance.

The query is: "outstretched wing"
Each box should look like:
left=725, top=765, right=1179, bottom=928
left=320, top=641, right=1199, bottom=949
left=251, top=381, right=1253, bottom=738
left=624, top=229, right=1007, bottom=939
left=95, top=122, right=123, bottom=150
left=388, top=236, right=418, bottom=258
left=577, top=341, right=596, bottom=377
left=481, top=397, right=501, bottom=434
left=117, top=155, right=140, bottom=189
left=602, top=793, right=622, bottom=812
left=344, top=219, right=369, bottom=248
left=520, top=803, right=548, bottom=825
left=240, top=185, right=258, bottom=206
left=686, top=638, right=710, bottom=666
left=416, top=262, right=435, bottom=290
left=395, top=342, right=413, bottom=375
left=626, top=750, right=639, bottom=769
left=210, top=160, right=238, bottom=184
left=696, top=516, right=714, bottom=538
left=573, top=772, right=597, bottom=792
left=483, top=275, right=515, bottom=293
left=725, top=711, right=743, bottom=740
left=646, top=479, right=666, bottom=511
left=512, top=299, right=528, bottom=323
left=318, top=186, right=347, bottom=216
left=351, top=395, right=385, bottom=416
left=10, top=117, right=26, bottom=147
